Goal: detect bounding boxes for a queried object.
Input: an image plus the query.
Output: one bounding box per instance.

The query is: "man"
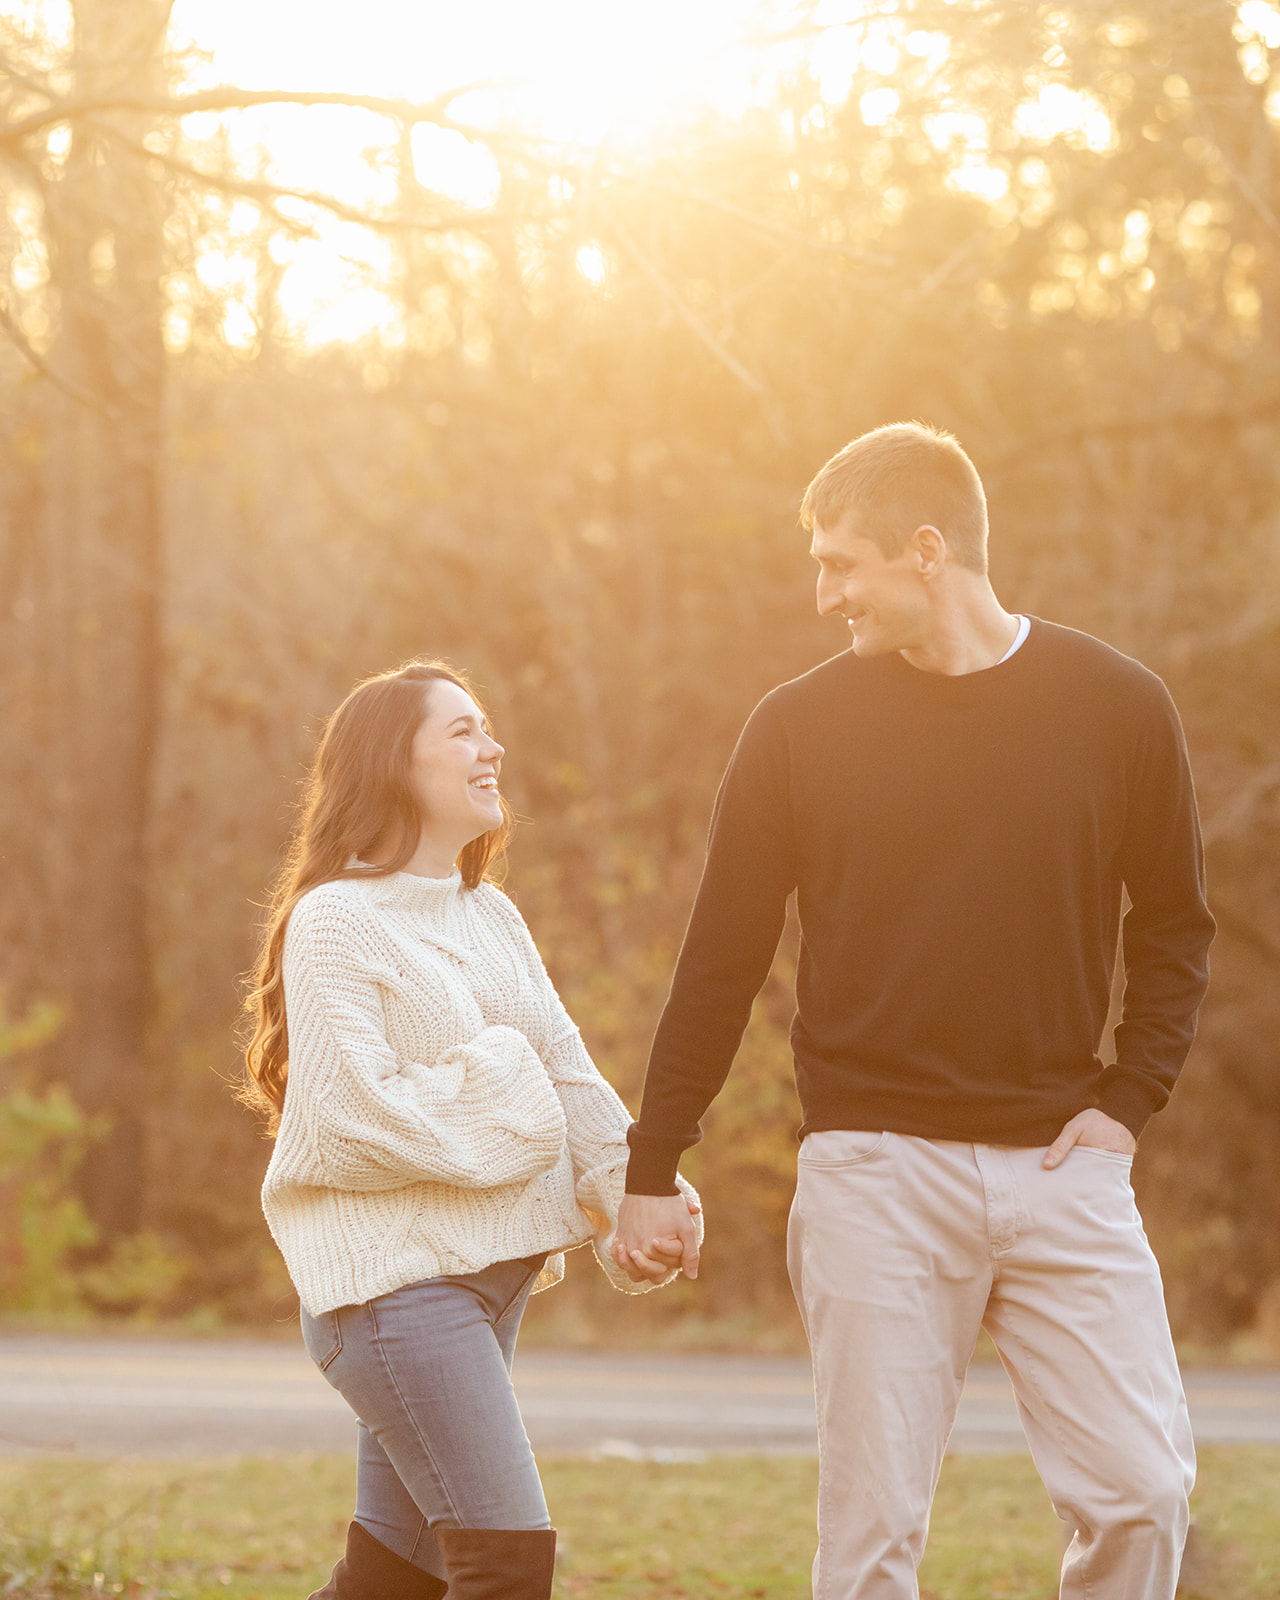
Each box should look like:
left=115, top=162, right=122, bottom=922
left=613, top=422, right=1214, bottom=1599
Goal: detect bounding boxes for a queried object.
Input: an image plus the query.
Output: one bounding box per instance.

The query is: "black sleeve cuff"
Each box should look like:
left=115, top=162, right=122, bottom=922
left=624, top=1122, right=700, bottom=1195
left=1096, top=1066, right=1166, bottom=1140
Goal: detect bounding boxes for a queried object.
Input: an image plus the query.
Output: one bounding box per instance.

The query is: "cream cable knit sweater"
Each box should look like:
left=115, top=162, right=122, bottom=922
left=262, top=868, right=697, bottom=1315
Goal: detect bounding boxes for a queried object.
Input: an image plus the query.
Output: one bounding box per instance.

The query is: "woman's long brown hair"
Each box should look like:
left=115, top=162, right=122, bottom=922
left=241, top=660, right=511, bottom=1126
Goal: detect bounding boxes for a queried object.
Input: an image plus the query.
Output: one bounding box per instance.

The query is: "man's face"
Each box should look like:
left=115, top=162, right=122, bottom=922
left=810, top=515, right=931, bottom=658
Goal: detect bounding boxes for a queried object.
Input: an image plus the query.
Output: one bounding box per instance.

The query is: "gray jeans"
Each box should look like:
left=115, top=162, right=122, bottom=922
left=300, top=1253, right=549, bottom=1581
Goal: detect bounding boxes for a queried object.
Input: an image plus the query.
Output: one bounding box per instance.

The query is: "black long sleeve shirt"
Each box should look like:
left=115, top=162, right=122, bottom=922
left=627, top=619, right=1215, bottom=1194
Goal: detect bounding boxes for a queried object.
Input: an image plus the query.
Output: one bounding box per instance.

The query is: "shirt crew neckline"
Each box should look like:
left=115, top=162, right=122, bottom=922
left=997, top=613, right=1031, bottom=663
left=882, top=615, right=1040, bottom=690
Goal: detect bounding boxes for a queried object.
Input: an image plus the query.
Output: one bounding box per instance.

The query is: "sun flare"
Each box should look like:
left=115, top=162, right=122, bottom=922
left=161, top=0, right=782, bottom=348
left=170, top=0, right=771, bottom=152
left=142, top=1, right=1148, bottom=352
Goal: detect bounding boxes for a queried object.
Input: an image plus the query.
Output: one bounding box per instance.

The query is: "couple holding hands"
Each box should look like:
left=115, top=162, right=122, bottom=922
left=245, top=423, right=1213, bottom=1600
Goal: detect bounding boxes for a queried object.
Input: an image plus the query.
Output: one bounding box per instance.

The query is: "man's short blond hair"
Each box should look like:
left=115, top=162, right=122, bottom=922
left=799, top=422, right=989, bottom=574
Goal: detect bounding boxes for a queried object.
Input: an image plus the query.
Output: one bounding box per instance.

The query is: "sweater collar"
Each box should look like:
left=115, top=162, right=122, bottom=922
left=360, top=866, right=464, bottom=915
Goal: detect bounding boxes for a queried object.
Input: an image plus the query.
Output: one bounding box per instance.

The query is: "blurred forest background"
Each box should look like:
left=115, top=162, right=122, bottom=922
left=1, top=0, right=1278, bottom=1350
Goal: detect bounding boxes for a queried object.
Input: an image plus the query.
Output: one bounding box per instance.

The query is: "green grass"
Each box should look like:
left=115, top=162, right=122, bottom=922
left=0, top=1449, right=1277, bottom=1599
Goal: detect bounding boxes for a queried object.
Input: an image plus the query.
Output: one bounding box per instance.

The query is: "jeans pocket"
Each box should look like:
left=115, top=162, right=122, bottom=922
left=300, top=1305, right=344, bottom=1373
left=495, top=1254, right=549, bottom=1322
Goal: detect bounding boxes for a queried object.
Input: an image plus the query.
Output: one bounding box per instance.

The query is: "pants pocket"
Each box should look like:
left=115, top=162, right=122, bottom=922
left=1074, top=1146, right=1135, bottom=1166
left=301, top=1305, right=344, bottom=1372
left=798, top=1129, right=889, bottom=1168
left=493, top=1254, right=549, bottom=1323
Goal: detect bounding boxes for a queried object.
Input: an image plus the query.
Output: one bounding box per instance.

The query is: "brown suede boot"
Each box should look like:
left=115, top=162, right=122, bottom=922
left=433, top=1527, right=556, bottom=1599
left=307, top=1520, right=448, bottom=1600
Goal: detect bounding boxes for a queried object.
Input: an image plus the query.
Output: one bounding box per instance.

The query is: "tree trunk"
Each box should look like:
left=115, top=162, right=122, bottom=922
left=38, top=0, right=169, bottom=1239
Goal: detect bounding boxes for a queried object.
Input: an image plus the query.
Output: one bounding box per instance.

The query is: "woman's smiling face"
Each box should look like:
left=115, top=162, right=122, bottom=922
left=408, top=677, right=505, bottom=852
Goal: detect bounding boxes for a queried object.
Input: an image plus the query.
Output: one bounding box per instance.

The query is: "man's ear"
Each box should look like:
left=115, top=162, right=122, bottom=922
left=910, top=524, right=947, bottom=579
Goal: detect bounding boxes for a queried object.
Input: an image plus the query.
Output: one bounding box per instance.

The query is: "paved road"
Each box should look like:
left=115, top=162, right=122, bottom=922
left=2, top=1337, right=1278, bottom=1458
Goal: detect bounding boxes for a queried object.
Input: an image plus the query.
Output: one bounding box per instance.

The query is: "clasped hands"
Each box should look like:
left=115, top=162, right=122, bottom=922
left=612, top=1110, right=1135, bottom=1284
left=612, top=1192, right=702, bottom=1284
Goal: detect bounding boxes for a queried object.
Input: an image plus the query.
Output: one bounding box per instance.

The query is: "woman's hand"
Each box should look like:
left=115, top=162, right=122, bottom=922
left=612, top=1192, right=702, bottom=1282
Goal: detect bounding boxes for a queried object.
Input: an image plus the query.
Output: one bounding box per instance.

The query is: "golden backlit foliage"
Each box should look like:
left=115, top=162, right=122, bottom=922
left=0, top=0, right=1278, bottom=1343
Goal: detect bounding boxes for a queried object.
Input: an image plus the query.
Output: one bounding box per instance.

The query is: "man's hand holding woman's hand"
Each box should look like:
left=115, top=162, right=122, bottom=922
left=613, top=1193, right=702, bottom=1283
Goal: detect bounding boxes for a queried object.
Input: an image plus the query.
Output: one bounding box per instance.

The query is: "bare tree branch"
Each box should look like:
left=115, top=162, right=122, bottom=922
left=0, top=80, right=492, bottom=151
left=101, top=123, right=498, bottom=240
left=99, top=128, right=320, bottom=240
left=0, top=53, right=58, bottom=101
left=621, top=172, right=897, bottom=268
left=1190, top=96, right=1280, bottom=243
left=986, top=388, right=1280, bottom=475
left=0, top=292, right=120, bottom=419
left=720, top=246, right=801, bottom=312
left=606, top=211, right=771, bottom=400
left=912, top=228, right=990, bottom=298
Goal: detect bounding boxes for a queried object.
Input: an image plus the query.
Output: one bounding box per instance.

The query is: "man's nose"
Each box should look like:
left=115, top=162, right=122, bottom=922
left=815, top=577, right=844, bottom=616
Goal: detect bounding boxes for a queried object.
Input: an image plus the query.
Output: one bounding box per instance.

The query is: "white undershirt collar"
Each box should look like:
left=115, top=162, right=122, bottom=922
left=996, top=614, right=1030, bottom=665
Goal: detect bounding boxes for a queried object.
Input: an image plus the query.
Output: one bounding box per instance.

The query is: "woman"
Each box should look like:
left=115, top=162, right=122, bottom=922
left=243, top=659, right=699, bottom=1600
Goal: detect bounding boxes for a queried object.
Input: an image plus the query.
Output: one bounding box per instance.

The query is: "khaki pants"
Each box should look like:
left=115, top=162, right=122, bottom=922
left=787, top=1131, right=1194, bottom=1600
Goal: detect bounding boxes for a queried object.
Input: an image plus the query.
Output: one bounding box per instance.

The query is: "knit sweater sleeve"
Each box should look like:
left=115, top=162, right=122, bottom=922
left=480, top=887, right=703, bottom=1292
left=280, top=890, right=567, bottom=1192
left=479, top=886, right=647, bottom=1179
